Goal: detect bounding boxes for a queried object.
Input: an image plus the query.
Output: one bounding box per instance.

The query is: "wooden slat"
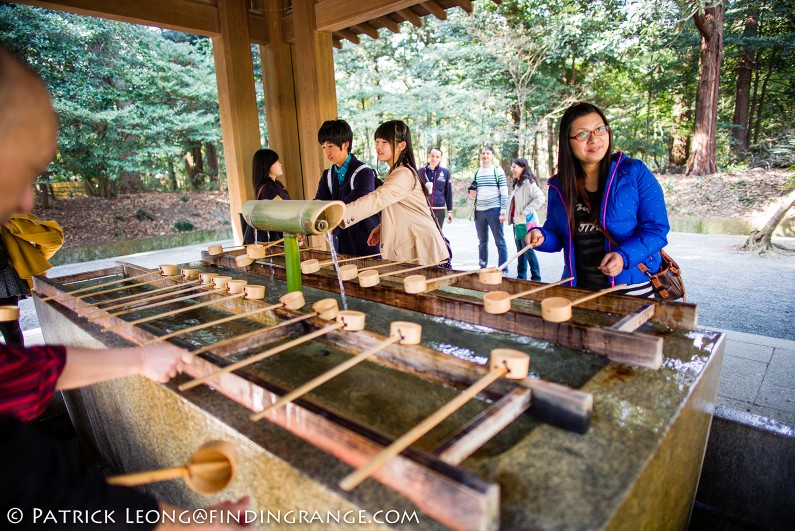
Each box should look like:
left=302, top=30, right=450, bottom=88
left=247, top=10, right=269, bottom=44
left=16, top=0, right=220, bottom=37
left=434, top=388, right=531, bottom=465
left=611, top=304, right=655, bottom=332
left=315, top=0, right=423, bottom=32
left=332, top=36, right=343, bottom=48
left=336, top=28, right=361, bottom=44
left=422, top=1, right=447, bottom=21
left=351, top=22, right=380, bottom=39
left=375, top=15, right=401, bottom=33
left=397, top=7, right=424, bottom=27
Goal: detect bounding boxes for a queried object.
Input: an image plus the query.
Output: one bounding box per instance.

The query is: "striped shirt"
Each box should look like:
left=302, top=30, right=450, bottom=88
left=0, top=344, right=66, bottom=421
left=473, top=166, right=509, bottom=212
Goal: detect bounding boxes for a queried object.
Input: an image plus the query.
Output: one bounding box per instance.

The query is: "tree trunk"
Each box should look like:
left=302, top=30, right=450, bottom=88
left=532, top=132, right=540, bottom=178
left=743, top=188, right=795, bottom=252
left=752, top=51, right=777, bottom=146
left=187, top=142, right=204, bottom=190
left=547, top=118, right=555, bottom=178
left=686, top=4, right=725, bottom=176
left=205, top=142, right=219, bottom=188
left=168, top=158, right=178, bottom=192
left=669, top=94, right=691, bottom=167
left=37, top=172, right=51, bottom=209
left=731, top=8, right=758, bottom=154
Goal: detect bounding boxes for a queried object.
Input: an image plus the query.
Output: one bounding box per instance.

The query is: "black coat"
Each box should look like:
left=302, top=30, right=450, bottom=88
left=314, top=155, right=380, bottom=256
left=242, top=177, right=292, bottom=245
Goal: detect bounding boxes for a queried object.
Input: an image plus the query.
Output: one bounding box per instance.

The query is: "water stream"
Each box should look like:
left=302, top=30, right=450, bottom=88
left=325, top=231, right=347, bottom=310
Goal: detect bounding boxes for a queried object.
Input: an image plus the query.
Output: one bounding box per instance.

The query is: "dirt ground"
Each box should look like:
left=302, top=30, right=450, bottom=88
left=33, top=169, right=793, bottom=250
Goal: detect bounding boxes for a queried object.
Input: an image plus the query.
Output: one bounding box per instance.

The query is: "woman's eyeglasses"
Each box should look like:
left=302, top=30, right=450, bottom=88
left=569, top=125, right=610, bottom=142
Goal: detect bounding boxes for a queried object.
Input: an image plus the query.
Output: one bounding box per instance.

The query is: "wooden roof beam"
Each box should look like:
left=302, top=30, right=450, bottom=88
left=336, top=28, right=361, bottom=45
left=422, top=1, right=447, bottom=21
left=332, top=35, right=343, bottom=49
left=315, top=0, right=424, bottom=33
left=398, top=8, right=424, bottom=28
left=375, top=15, right=401, bottom=34
left=351, top=22, right=380, bottom=40
left=452, top=0, right=474, bottom=13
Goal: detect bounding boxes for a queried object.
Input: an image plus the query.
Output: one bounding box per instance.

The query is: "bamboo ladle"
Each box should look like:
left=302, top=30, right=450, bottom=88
left=84, top=272, right=224, bottom=319
left=482, top=277, right=575, bottom=314
left=238, top=245, right=325, bottom=267
left=301, top=252, right=381, bottom=275
left=76, top=278, right=204, bottom=313
left=107, top=440, right=236, bottom=495
left=142, top=291, right=307, bottom=345
left=209, top=238, right=284, bottom=257
left=39, top=268, right=163, bottom=302
left=258, top=246, right=324, bottom=261
left=403, top=242, right=539, bottom=293
left=67, top=265, right=182, bottom=306
left=339, top=348, right=530, bottom=491
left=251, top=321, right=422, bottom=421
left=540, top=284, right=628, bottom=323
left=102, top=281, right=265, bottom=332
left=180, top=307, right=365, bottom=392
left=184, top=298, right=340, bottom=358
left=358, top=261, right=447, bottom=288
left=337, top=258, right=419, bottom=281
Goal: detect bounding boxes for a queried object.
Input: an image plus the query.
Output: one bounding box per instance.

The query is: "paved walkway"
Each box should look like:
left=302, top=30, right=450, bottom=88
left=19, top=223, right=795, bottom=427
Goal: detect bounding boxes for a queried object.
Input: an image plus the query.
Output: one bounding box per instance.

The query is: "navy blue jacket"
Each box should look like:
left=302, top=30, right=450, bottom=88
left=417, top=165, right=453, bottom=211
left=537, top=152, right=669, bottom=287
left=314, top=154, right=380, bottom=256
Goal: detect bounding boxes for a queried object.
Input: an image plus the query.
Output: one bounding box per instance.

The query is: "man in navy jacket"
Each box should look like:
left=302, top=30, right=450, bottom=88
left=417, top=147, right=453, bottom=233
left=313, top=120, right=380, bottom=256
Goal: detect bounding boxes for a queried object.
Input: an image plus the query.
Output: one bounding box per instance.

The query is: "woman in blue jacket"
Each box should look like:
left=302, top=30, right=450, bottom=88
left=526, top=102, right=670, bottom=297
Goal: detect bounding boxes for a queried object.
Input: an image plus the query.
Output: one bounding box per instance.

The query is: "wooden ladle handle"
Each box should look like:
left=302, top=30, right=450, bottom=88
left=108, top=466, right=187, bottom=487
left=571, top=284, right=627, bottom=306
left=507, top=277, right=574, bottom=301
left=498, top=241, right=537, bottom=271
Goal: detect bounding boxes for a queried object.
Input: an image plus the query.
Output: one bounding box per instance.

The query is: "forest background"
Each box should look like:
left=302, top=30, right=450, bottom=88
left=0, top=0, right=793, bottom=252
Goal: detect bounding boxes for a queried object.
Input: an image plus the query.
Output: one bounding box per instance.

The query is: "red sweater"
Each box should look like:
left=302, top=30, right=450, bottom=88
left=0, top=344, right=66, bottom=420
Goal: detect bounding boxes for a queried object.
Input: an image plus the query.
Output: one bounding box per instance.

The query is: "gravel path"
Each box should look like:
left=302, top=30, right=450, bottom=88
left=20, top=223, right=795, bottom=341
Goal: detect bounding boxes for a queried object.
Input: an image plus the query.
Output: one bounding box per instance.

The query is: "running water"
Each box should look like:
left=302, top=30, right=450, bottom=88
left=325, top=231, right=348, bottom=310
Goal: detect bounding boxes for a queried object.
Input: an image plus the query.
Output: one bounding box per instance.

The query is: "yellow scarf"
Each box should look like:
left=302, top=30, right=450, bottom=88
left=1, top=214, right=65, bottom=288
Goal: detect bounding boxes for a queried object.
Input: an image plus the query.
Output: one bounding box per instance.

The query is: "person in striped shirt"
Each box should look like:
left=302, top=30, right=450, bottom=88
left=467, top=145, right=509, bottom=268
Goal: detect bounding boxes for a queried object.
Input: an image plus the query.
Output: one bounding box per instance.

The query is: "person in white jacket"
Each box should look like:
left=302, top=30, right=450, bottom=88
left=508, top=158, right=544, bottom=280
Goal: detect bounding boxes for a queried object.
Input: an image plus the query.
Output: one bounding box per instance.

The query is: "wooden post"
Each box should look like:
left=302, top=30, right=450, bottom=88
left=292, top=0, right=338, bottom=201
left=213, top=0, right=261, bottom=243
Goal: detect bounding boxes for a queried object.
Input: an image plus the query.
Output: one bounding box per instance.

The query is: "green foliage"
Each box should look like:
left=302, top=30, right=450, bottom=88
left=180, top=195, right=190, bottom=203
left=135, top=209, right=155, bottom=221
left=173, top=220, right=194, bottom=232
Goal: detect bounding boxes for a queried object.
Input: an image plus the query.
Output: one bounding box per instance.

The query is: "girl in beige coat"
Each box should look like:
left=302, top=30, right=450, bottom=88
left=340, top=120, right=450, bottom=266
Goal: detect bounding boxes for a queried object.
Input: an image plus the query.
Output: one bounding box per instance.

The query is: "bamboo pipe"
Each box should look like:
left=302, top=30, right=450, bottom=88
left=101, top=282, right=263, bottom=332
left=338, top=258, right=419, bottom=281
left=39, top=269, right=161, bottom=302
left=142, top=292, right=307, bottom=345
left=107, top=440, right=236, bottom=495
left=179, top=309, right=365, bottom=392
left=482, top=277, right=574, bottom=314
left=250, top=321, right=421, bottom=421
left=540, top=284, right=628, bottom=323
left=358, top=261, right=446, bottom=288
left=185, top=298, right=340, bottom=358
left=301, top=253, right=381, bottom=274
left=339, top=349, right=530, bottom=491
left=84, top=274, right=222, bottom=318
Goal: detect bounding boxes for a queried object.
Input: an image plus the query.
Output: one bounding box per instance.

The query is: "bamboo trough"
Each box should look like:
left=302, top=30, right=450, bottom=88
left=34, top=260, right=597, bottom=531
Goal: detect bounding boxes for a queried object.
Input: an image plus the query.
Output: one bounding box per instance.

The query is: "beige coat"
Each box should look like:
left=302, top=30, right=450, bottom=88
left=340, top=166, right=449, bottom=266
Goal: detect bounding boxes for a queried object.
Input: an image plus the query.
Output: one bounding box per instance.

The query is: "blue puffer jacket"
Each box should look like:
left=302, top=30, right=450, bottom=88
left=536, top=152, right=669, bottom=287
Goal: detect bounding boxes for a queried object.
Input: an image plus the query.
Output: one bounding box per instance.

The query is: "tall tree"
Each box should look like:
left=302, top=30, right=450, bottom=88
left=686, top=2, right=725, bottom=175
left=730, top=5, right=759, bottom=154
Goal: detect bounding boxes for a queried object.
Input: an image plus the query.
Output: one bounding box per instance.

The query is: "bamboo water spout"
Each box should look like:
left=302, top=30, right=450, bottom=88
left=241, top=199, right=346, bottom=292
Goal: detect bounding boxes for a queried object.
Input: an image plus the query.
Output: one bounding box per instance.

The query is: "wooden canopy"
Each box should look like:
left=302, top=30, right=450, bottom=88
left=12, top=0, right=499, bottom=242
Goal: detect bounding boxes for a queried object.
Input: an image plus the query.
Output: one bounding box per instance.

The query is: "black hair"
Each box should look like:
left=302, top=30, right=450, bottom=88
left=252, top=148, right=280, bottom=193
left=511, top=157, right=537, bottom=189
left=317, top=119, right=353, bottom=152
left=481, top=145, right=494, bottom=154
left=556, top=101, right=613, bottom=232
left=374, top=120, right=425, bottom=197
left=428, top=147, right=443, bottom=156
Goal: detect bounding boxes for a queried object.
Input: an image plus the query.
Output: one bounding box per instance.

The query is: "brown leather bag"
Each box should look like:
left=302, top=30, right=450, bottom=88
left=599, top=226, right=686, bottom=302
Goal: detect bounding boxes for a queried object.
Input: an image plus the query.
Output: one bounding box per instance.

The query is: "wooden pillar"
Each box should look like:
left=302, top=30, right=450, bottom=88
left=213, top=0, right=261, bottom=243
left=259, top=0, right=303, bottom=199
left=291, top=0, right=338, bottom=200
